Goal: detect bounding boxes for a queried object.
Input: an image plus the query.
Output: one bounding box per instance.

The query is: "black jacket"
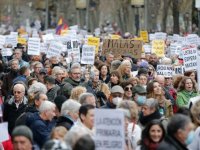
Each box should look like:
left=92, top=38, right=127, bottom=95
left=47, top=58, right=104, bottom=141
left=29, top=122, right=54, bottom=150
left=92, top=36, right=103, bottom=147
left=158, top=135, right=188, bottom=150
left=56, top=115, right=74, bottom=130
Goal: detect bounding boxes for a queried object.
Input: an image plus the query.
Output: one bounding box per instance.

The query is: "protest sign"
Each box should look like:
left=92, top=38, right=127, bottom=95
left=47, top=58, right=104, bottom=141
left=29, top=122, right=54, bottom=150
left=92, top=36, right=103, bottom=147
left=173, top=66, right=185, bottom=75
left=6, top=35, right=18, bottom=47
left=95, top=109, right=125, bottom=150
left=1, top=48, right=13, bottom=56
left=28, top=38, right=41, bottom=55
left=170, top=43, right=182, bottom=55
left=154, top=32, right=167, bottom=40
left=67, top=40, right=80, bottom=62
left=110, top=34, right=121, bottom=39
left=186, top=34, right=199, bottom=45
left=40, top=43, right=48, bottom=54
left=42, top=33, right=54, bottom=43
left=197, top=47, right=200, bottom=90
left=81, top=45, right=95, bottom=65
left=143, top=44, right=151, bottom=54
left=0, top=122, right=9, bottom=142
left=47, top=41, right=63, bottom=58
left=87, top=37, right=100, bottom=53
left=182, top=44, right=197, bottom=71
left=18, top=37, right=27, bottom=45
left=102, top=39, right=142, bottom=59
left=149, top=33, right=155, bottom=41
left=0, top=35, right=6, bottom=48
left=152, top=40, right=165, bottom=57
left=156, top=65, right=173, bottom=77
left=173, top=34, right=180, bottom=42
left=140, top=30, right=149, bottom=43
left=94, top=28, right=101, bottom=37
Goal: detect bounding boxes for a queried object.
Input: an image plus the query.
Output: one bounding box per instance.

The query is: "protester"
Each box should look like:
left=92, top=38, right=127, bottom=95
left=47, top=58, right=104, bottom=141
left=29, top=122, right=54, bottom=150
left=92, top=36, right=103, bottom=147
left=78, top=92, right=96, bottom=107
left=69, top=86, right=87, bottom=101
left=120, top=81, right=133, bottom=101
left=98, top=63, right=110, bottom=84
left=107, top=70, right=121, bottom=89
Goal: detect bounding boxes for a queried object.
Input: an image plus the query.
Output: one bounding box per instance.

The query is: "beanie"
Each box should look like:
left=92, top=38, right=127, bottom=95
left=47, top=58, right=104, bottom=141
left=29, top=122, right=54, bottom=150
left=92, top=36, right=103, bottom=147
left=12, top=126, right=33, bottom=143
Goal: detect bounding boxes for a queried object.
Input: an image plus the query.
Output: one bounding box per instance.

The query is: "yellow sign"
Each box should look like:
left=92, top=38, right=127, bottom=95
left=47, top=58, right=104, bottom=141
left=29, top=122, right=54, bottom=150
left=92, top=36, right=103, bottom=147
left=87, top=37, right=100, bottom=53
left=152, top=40, right=165, bottom=57
left=140, top=30, right=149, bottom=43
left=18, top=38, right=27, bottom=45
left=133, top=37, right=143, bottom=41
left=110, top=34, right=121, bottom=39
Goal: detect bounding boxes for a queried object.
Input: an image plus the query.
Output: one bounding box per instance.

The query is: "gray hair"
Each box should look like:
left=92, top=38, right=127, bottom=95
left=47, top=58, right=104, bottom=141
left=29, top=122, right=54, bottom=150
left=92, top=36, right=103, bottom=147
left=38, top=101, right=56, bottom=113
left=69, top=63, right=81, bottom=73
left=89, top=69, right=99, bottom=79
left=28, top=82, right=47, bottom=95
left=79, top=93, right=95, bottom=105
left=167, top=114, right=191, bottom=136
left=61, top=99, right=81, bottom=116
left=144, top=98, right=159, bottom=110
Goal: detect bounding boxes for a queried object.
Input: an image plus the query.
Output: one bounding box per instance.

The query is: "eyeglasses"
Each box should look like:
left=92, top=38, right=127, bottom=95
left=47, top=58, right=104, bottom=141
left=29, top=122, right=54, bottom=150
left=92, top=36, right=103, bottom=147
left=72, top=72, right=81, bottom=75
left=124, top=87, right=132, bottom=91
left=14, top=91, right=23, bottom=94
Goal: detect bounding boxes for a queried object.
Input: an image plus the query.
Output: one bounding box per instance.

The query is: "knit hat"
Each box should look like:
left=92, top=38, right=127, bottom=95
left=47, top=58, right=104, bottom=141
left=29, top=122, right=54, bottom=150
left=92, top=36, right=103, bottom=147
left=111, top=85, right=124, bottom=94
left=54, top=95, right=67, bottom=112
left=12, top=126, right=33, bottom=143
left=132, top=85, right=147, bottom=95
left=139, top=61, right=149, bottom=69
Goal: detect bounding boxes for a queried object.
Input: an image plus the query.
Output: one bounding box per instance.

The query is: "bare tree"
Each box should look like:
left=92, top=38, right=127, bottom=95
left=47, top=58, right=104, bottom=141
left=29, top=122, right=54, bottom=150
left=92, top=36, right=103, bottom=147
left=173, top=0, right=180, bottom=33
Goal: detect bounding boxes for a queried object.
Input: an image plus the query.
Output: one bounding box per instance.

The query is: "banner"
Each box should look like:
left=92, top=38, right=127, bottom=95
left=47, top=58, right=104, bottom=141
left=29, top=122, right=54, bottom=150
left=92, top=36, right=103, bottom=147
left=28, top=38, right=41, bottom=55
left=156, top=65, right=173, bottom=77
left=152, top=40, right=165, bottom=57
left=140, top=30, right=149, bottom=43
left=95, top=109, right=125, bottom=150
left=87, top=37, right=100, bottom=53
left=182, top=44, right=197, bottom=71
left=102, top=39, right=142, bottom=59
left=81, top=45, right=95, bottom=65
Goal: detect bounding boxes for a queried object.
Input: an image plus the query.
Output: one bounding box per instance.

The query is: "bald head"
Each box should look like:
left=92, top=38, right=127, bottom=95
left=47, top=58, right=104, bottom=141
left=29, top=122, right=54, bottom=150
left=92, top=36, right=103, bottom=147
left=155, top=75, right=165, bottom=87
left=13, top=84, right=26, bottom=102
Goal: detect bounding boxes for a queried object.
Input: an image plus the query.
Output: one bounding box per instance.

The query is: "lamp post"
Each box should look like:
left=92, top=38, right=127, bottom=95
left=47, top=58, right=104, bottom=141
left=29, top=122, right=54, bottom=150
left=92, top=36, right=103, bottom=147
left=75, top=0, right=87, bottom=29
left=131, top=0, right=144, bottom=36
left=195, top=0, right=200, bottom=36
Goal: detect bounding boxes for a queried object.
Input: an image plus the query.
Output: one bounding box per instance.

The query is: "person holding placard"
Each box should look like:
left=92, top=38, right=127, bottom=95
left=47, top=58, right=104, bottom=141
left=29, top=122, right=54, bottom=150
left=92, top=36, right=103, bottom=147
left=176, top=77, right=199, bottom=108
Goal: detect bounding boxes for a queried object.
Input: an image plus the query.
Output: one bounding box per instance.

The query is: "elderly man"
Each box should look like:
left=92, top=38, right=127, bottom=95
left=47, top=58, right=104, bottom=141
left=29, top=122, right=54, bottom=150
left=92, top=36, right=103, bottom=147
left=26, top=101, right=56, bottom=148
left=101, top=85, right=124, bottom=109
left=13, top=48, right=29, bottom=68
left=57, top=99, right=81, bottom=130
left=79, top=92, right=96, bottom=107
left=158, top=114, right=194, bottom=150
left=3, top=83, right=28, bottom=134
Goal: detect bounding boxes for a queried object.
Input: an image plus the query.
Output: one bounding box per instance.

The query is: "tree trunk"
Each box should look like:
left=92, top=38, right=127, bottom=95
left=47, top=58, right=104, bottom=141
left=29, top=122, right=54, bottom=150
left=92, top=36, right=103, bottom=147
left=162, top=0, right=172, bottom=32
left=173, top=0, right=180, bottom=34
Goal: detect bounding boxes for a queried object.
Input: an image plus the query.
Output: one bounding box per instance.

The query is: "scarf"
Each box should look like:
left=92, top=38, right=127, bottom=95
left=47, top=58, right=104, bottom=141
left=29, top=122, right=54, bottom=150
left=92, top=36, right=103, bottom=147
left=139, top=110, right=161, bottom=126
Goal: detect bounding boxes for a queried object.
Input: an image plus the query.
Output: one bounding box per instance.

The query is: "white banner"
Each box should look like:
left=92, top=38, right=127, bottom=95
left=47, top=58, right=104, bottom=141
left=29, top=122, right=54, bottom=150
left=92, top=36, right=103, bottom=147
left=95, top=109, right=125, bottom=150
left=182, top=44, right=197, bottom=71
left=28, top=38, right=41, bottom=55
left=156, top=65, right=173, bottom=77
left=81, top=45, right=95, bottom=65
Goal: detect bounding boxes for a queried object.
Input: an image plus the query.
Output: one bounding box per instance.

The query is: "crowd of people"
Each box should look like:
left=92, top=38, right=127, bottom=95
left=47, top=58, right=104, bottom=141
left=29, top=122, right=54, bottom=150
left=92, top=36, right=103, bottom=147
left=0, top=27, right=199, bottom=150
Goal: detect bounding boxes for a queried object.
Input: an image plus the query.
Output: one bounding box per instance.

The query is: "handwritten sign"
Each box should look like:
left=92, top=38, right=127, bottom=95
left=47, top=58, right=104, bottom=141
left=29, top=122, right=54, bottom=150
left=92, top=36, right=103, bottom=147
left=173, top=66, right=185, bottom=75
left=87, top=37, right=100, bottom=53
left=81, top=45, right=95, bottom=65
left=28, top=38, right=41, bottom=55
left=170, top=43, right=182, bottom=55
left=182, top=44, right=197, bottom=71
left=95, top=109, right=125, bottom=150
left=1, top=48, right=13, bottom=56
left=102, top=39, right=142, bottom=59
left=156, top=65, right=173, bottom=77
left=140, top=30, right=149, bottom=43
left=152, top=40, right=165, bottom=57
left=47, top=41, right=63, bottom=58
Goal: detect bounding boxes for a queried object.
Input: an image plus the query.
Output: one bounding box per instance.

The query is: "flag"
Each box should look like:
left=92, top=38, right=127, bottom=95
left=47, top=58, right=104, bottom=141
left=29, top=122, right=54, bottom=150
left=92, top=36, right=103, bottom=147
left=56, top=17, right=68, bottom=35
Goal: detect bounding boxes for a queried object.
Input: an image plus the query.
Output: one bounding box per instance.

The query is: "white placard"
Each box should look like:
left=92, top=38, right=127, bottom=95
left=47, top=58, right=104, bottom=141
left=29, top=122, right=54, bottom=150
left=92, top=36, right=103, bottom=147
left=143, top=44, right=151, bottom=54
left=197, top=47, right=200, bottom=90
left=173, top=34, right=180, bottom=42
left=67, top=40, right=80, bottom=62
left=186, top=34, right=199, bottom=45
left=173, top=66, right=185, bottom=75
left=154, top=32, right=167, bottom=40
left=81, top=45, right=95, bottom=65
left=182, top=44, right=197, bottom=71
left=42, top=33, right=54, bottom=43
left=28, top=38, right=41, bottom=55
left=95, top=109, right=125, bottom=150
left=149, top=33, right=155, bottom=41
left=6, top=35, right=17, bottom=47
left=170, top=43, right=182, bottom=55
left=0, top=122, right=9, bottom=142
left=0, top=35, right=6, bottom=48
left=40, top=43, right=48, bottom=54
left=156, top=65, right=173, bottom=77
left=47, top=41, right=63, bottom=58
left=2, top=48, right=13, bottom=56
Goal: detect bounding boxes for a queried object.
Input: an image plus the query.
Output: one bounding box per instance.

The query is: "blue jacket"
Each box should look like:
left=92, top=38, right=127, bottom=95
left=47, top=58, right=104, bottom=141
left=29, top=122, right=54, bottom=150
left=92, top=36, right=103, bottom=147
left=26, top=112, right=56, bottom=148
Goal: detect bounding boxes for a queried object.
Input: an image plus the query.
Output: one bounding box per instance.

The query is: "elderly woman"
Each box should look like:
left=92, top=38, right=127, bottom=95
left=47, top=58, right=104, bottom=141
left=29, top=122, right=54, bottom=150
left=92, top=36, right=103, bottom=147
left=117, top=60, right=132, bottom=81
left=146, top=81, right=173, bottom=118
left=176, top=77, right=199, bottom=108
left=70, top=86, right=87, bottom=101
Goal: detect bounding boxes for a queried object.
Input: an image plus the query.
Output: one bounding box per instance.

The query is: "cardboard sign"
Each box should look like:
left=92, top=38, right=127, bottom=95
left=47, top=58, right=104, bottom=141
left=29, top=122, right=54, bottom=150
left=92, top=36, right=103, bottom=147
left=18, top=37, right=27, bottom=45
left=67, top=40, right=80, bottom=62
left=0, top=122, right=9, bottom=142
left=28, top=38, right=41, bottom=55
left=95, top=109, right=125, bottom=150
left=40, top=43, right=48, bottom=54
left=102, top=39, right=142, bottom=59
left=1, top=48, right=13, bottom=56
left=47, top=41, right=63, bottom=58
left=182, top=44, right=197, bottom=71
left=152, top=40, right=165, bottom=57
left=140, top=30, right=149, bottom=43
left=87, top=37, right=100, bottom=53
left=110, top=34, right=121, bottom=39
left=156, top=65, right=173, bottom=77
left=81, top=45, right=95, bottom=65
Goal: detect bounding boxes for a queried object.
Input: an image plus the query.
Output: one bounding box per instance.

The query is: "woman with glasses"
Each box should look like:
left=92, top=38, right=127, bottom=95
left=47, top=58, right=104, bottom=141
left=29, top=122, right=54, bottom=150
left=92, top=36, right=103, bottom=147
left=120, top=81, right=133, bottom=101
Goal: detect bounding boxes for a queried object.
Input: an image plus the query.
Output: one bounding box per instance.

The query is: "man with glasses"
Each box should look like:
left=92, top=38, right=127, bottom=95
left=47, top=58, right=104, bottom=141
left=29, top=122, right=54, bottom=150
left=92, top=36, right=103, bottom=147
left=13, top=48, right=29, bottom=68
left=3, top=83, right=28, bottom=134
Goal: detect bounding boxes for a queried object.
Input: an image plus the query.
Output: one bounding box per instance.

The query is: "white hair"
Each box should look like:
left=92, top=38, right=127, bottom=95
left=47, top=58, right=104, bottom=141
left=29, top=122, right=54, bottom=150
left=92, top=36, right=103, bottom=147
left=61, top=99, right=81, bottom=116
left=39, top=101, right=56, bottom=113
left=28, top=82, right=47, bottom=95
